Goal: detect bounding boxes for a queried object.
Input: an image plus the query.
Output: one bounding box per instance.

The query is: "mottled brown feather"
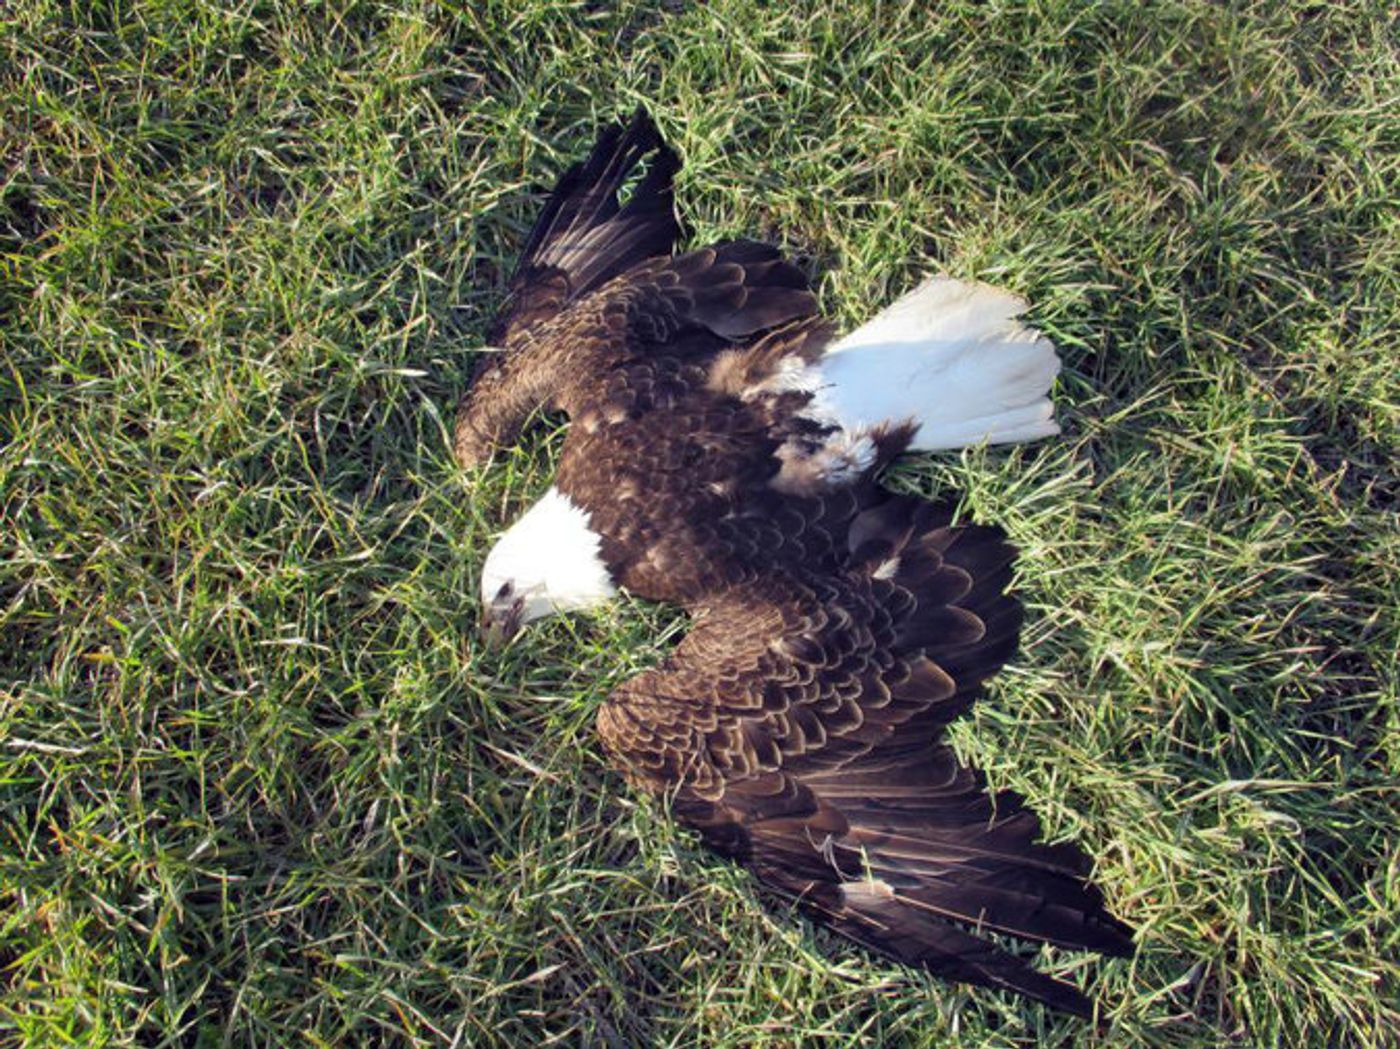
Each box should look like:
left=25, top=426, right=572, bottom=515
left=596, top=518, right=1132, bottom=1016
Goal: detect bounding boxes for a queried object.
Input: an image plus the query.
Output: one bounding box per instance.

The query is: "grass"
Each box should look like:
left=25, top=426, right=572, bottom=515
left=1, top=0, right=1396, bottom=1045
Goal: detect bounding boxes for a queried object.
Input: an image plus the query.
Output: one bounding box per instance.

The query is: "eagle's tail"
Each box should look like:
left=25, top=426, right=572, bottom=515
left=800, top=277, right=1061, bottom=452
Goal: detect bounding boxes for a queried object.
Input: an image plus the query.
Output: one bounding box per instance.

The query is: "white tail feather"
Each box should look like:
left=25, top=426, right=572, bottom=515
left=801, top=276, right=1062, bottom=452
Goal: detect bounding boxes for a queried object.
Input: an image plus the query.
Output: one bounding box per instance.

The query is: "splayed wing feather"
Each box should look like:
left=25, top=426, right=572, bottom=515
left=491, top=108, right=682, bottom=343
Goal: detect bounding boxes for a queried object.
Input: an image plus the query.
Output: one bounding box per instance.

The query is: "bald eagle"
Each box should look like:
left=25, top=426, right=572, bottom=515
left=458, top=111, right=1130, bottom=1014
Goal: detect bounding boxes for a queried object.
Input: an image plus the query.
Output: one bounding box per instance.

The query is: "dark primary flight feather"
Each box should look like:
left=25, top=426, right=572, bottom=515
left=487, top=108, right=683, bottom=345
left=461, top=111, right=1131, bottom=1014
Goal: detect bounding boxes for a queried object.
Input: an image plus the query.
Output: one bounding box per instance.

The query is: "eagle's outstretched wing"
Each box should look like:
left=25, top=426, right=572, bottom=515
left=454, top=110, right=816, bottom=467
left=596, top=499, right=1132, bottom=1015
left=456, top=239, right=817, bottom=465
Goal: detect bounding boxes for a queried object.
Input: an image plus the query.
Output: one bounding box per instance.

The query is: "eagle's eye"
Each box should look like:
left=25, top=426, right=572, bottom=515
left=495, top=581, right=514, bottom=600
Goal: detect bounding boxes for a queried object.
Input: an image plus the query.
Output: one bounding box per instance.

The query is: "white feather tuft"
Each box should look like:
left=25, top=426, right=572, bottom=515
left=839, top=878, right=897, bottom=904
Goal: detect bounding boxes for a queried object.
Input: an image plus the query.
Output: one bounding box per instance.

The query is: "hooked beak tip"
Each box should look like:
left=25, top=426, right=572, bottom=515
left=480, top=601, right=525, bottom=648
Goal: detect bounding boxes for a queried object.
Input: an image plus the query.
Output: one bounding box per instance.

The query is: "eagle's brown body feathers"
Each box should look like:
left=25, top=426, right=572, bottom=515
left=456, top=110, right=1131, bottom=1015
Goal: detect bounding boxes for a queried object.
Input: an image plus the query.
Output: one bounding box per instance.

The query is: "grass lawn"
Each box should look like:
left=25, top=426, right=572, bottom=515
left=2, top=1, right=1397, bottom=1045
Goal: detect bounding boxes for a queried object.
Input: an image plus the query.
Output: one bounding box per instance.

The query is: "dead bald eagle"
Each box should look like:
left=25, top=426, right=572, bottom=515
left=456, top=109, right=1130, bottom=1015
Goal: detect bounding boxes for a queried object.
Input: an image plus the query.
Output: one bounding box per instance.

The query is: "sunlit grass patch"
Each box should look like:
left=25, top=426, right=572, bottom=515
left=2, top=1, right=1396, bottom=1045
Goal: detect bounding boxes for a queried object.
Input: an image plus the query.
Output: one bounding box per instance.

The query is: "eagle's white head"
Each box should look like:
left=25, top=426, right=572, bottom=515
left=480, top=486, right=617, bottom=642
